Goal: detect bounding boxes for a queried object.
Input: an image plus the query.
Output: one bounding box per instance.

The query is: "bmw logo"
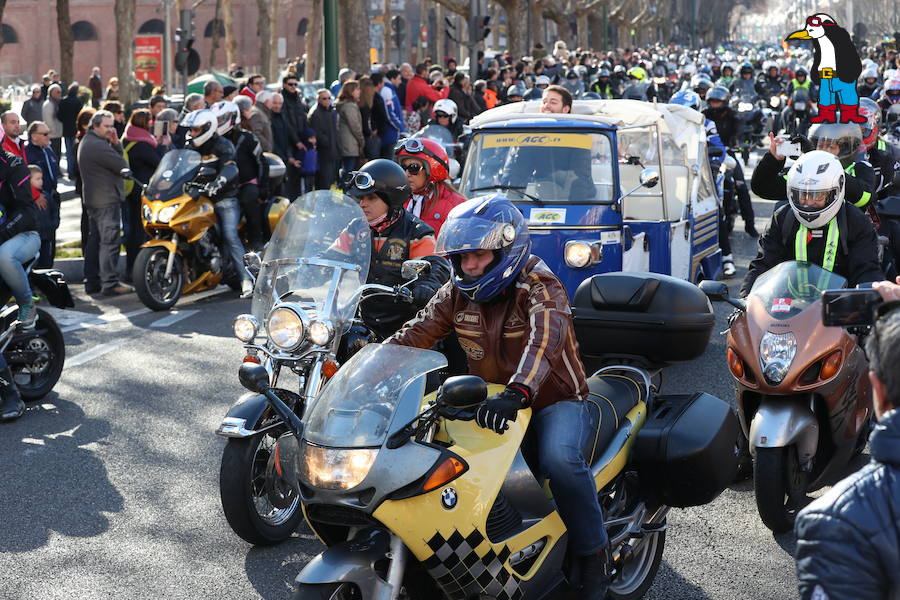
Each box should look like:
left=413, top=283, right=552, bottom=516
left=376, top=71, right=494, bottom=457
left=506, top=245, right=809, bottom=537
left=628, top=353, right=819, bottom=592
left=440, top=487, right=458, bottom=510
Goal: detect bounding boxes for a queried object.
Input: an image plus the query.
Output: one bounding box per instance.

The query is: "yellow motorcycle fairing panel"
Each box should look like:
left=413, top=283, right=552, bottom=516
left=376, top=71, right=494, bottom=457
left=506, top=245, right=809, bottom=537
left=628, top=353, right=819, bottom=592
left=183, top=270, right=222, bottom=294
left=170, top=197, right=218, bottom=242
left=138, top=238, right=177, bottom=253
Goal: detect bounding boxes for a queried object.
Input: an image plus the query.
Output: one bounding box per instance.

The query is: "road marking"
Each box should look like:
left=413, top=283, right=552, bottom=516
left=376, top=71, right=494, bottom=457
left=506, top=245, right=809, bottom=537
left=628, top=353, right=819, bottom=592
left=150, top=309, right=199, bottom=328
left=61, top=307, right=152, bottom=333
left=65, top=338, right=132, bottom=369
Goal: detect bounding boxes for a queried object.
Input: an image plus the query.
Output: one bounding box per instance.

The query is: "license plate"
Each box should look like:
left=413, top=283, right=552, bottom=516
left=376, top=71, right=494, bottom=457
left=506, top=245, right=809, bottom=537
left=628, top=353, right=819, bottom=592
left=794, top=102, right=806, bottom=110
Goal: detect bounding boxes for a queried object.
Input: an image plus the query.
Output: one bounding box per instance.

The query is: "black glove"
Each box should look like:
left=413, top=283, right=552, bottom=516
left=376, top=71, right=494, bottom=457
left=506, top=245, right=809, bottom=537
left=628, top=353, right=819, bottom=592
left=727, top=308, right=744, bottom=327
left=791, top=134, right=813, bottom=154
left=204, top=176, right=226, bottom=197
left=394, top=285, right=414, bottom=304
left=475, top=383, right=531, bottom=434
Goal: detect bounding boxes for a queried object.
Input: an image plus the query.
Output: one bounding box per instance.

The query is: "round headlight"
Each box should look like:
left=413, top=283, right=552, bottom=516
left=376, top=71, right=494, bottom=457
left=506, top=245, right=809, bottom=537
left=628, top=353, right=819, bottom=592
left=267, top=306, right=305, bottom=350
left=157, top=204, right=180, bottom=223
left=565, top=242, right=593, bottom=268
left=308, top=320, right=334, bottom=346
left=233, top=314, right=259, bottom=343
left=142, top=204, right=153, bottom=222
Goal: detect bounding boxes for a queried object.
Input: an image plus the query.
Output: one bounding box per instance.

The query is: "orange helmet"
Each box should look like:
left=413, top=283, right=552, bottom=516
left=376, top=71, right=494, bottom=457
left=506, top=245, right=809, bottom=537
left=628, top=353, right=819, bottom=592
left=395, top=137, right=450, bottom=183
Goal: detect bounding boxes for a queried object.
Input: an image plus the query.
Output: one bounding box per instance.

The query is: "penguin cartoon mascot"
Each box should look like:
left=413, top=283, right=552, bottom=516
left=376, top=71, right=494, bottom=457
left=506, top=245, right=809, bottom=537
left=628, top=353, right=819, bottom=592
left=786, top=13, right=865, bottom=124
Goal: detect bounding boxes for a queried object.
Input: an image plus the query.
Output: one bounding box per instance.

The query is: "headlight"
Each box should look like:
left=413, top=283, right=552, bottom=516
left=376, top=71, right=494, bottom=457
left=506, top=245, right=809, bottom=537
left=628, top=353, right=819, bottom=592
left=233, top=314, right=259, bottom=343
left=300, top=444, right=378, bottom=490
left=770, top=96, right=781, bottom=108
left=794, top=102, right=806, bottom=111
left=157, top=204, right=180, bottom=223
left=564, top=240, right=602, bottom=268
left=739, top=102, right=753, bottom=111
left=308, top=320, right=334, bottom=346
left=142, top=204, right=153, bottom=221
left=267, top=306, right=307, bottom=350
left=759, top=331, right=797, bottom=384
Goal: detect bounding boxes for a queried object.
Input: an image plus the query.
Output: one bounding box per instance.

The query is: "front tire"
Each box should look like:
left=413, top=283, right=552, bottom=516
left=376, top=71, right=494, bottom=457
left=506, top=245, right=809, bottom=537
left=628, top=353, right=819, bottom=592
left=219, top=432, right=305, bottom=546
left=754, top=445, right=808, bottom=534
left=133, top=246, right=184, bottom=311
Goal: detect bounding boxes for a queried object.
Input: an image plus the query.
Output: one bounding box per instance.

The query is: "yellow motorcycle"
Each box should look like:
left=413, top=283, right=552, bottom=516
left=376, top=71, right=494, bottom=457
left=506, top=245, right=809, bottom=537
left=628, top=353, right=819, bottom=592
left=132, top=149, right=288, bottom=310
left=238, top=272, right=740, bottom=600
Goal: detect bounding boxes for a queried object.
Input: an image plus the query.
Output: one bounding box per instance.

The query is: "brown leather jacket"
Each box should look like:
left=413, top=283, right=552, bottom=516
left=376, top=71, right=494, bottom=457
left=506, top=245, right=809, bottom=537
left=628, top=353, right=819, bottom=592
left=388, top=256, right=588, bottom=411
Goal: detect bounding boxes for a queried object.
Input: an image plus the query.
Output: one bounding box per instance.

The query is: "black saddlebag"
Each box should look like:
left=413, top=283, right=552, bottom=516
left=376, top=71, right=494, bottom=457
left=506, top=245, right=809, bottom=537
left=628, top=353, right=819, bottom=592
left=633, top=392, right=740, bottom=508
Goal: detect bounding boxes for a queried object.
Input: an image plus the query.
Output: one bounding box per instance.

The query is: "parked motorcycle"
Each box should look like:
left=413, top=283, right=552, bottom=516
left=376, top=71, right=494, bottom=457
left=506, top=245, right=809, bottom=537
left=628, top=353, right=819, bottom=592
left=701, top=261, right=874, bottom=533
left=217, top=190, right=432, bottom=545
left=0, top=257, right=72, bottom=399
left=130, top=149, right=289, bottom=311
left=240, top=270, right=739, bottom=599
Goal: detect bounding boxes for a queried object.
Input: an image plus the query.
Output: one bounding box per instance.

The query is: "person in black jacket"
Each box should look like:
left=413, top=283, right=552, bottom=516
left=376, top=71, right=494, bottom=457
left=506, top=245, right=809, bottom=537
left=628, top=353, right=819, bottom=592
left=794, top=294, right=900, bottom=600
left=281, top=74, right=313, bottom=198
left=57, top=83, right=83, bottom=175
left=741, top=150, right=882, bottom=297
left=121, top=109, right=161, bottom=280
left=344, top=159, right=449, bottom=340
left=308, top=89, right=338, bottom=190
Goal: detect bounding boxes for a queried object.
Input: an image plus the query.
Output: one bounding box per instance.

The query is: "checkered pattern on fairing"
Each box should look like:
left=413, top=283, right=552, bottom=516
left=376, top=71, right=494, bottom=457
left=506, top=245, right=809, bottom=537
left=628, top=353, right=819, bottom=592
left=421, top=529, right=523, bottom=600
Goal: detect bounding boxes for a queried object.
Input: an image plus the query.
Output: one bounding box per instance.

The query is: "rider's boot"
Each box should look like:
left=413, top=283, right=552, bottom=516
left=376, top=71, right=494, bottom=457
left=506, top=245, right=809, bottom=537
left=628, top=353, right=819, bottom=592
left=0, top=367, right=24, bottom=421
left=723, top=254, right=736, bottom=278
left=578, top=547, right=612, bottom=600
left=810, top=104, right=836, bottom=123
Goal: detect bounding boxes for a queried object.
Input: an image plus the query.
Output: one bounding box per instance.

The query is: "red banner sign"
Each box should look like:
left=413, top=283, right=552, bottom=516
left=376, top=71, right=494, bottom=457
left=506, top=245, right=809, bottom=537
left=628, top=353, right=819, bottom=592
left=134, top=35, right=163, bottom=86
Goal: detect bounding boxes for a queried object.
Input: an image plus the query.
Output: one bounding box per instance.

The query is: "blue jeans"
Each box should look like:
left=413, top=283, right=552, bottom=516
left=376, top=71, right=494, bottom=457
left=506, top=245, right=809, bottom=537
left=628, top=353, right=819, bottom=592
left=214, top=197, right=248, bottom=283
left=819, top=78, right=858, bottom=106
left=0, top=231, right=40, bottom=306
left=525, top=400, right=609, bottom=555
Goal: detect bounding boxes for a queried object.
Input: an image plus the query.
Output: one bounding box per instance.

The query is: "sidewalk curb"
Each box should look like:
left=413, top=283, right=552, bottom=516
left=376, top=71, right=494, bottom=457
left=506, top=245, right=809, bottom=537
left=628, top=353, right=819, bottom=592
left=53, top=255, right=128, bottom=284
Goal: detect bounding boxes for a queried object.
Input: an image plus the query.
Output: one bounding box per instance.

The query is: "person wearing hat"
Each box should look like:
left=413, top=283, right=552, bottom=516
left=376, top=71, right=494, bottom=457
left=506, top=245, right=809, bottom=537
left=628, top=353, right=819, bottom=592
left=223, top=85, right=238, bottom=101
left=505, top=85, right=524, bottom=104
left=524, top=75, right=551, bottom=100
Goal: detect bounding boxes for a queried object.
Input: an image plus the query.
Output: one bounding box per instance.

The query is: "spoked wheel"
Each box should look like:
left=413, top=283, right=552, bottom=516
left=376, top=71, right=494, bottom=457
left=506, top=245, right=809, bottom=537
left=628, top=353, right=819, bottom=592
left=4, top=308, right=65, bottom=400
left=219, top=429, right=305, bottom=545
left=133, top=246, right=184, bottom=311
left=754, top=445, right=809, bottom=534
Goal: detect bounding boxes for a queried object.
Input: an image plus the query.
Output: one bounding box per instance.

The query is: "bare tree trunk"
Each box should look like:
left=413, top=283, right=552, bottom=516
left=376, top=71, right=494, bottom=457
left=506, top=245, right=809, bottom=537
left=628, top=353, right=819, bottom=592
left=223, top=0, right=236, bottom=68
left=305, top=0, right=322, bottom=80
left=383, top=0, right=391, bottom=65
left=576, top=9, right=589, bottom=50
left=269, top=0, right=280, bottom=80
left=340, top=0, right=369, bottom=75
left=256, top=0, right=272, bottom=81
left=57, top=0, right=74, bottom=86
left=495, top=0, right=526, bottom=57
left=209, top=0, right=222, bottom=69
left=0, top=0, right=8, bottom=54
left=115, top=0, right=136, bottom=106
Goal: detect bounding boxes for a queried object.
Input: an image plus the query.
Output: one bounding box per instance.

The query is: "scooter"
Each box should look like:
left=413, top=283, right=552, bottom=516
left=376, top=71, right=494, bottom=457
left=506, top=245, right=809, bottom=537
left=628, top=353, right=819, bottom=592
left=701, top=261, right=874, bottom=533
left=244, top=271, right=739, bottom=600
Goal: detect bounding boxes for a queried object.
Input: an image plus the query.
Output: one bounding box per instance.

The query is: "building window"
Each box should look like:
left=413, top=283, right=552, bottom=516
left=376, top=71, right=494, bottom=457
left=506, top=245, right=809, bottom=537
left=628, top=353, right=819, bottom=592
left=0, top=24, right=18, bottom=44
left=204, top=19, right=225, bottom=38
left=72, top=21, right=98, bottom=42
left=297, top=18, right=309, bottom=36
left=138, top=19, right=166, bottom=35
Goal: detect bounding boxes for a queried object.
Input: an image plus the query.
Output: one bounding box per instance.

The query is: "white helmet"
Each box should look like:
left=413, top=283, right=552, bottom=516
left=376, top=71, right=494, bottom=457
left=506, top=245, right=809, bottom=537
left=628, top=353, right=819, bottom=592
left=785, top=150, right=845, bottom=229
left=210, top=101, right=240, bottom=136
left=180, top=109, right=218, bottom=148
left=432, top=98, right=458, bottom=124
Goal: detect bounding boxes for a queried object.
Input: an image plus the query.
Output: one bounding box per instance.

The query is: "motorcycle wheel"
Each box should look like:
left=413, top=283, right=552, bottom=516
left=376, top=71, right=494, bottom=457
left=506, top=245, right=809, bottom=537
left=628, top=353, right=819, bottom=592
left=134, top=246, right=184, bottom=311
left=753, top=445, right=809, bottom=534
left=4, top=308, right=65, bottom=400
left=609, top=525, right=666, bottom=600
left=219, top=431, right=305, bottom=546
left=292, top=583, right=358, bottom=600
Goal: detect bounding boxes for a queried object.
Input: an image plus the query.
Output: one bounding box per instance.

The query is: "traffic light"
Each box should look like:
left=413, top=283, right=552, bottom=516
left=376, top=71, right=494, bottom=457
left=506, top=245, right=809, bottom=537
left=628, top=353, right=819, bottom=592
left=468, top=14, right=491, bottom=43
left=391, top=15, right=405, bottom=48
left=445, top=16, right=459, bottom=43
left=176, top=9, right=200, bottom=77
left=479, top=16, right=491, bottom=41
left=179, top=9, right=196, bottom=44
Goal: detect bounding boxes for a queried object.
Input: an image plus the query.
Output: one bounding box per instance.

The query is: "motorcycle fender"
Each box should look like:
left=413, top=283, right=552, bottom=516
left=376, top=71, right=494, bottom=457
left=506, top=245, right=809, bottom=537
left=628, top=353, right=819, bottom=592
left=216, top=392, right=270, bottom=438
left=30, top=270, right=75, bottom=308
left=140, top=239, right=177, bottom=254
left=749, top=398, right=819, bottom=465
left=296, top=528, right=393, bottom=600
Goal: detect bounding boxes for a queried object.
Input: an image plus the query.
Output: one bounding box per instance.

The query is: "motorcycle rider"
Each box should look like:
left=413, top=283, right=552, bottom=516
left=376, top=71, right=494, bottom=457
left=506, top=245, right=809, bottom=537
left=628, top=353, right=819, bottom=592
left=718, top=63, right=737, bottom=88
left=621, top=67, right=656, bottom=101
left=703, top=86, right=759, bottom=237
left=741, top=150, right=883, bottom=297
left=345, top=159, right=449, bottom=340
left=859, top=97, right=900, bottom=276
left=387, top=195, right=613, bottom=600
left=786, top=67, right=816, bottom=99
left=210, top=101, right=269, bottom=252
left=179, top=108, right=251, bottom=297
left=758, top=60, right=785, bottom=98
left=671, top=90, right=736, bottom=276
left=728, top=62, right=760, bottom=100
left=427, top=98, right=464, bottom=142
left=590, top=69, right=617, bottom=99
left=857, top=66, right=880, bottom=100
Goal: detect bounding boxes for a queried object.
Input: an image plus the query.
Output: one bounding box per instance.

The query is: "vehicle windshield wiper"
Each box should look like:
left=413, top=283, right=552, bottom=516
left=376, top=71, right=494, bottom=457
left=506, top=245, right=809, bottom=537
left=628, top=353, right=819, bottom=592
left=469, top=185, right=544, bottom=206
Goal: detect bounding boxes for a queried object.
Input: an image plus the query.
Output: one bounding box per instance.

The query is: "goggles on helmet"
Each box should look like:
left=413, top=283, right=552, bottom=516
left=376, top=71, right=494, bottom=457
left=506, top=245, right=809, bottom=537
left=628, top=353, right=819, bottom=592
left=396, top=138, right=450, bottom=171
left=349, top=171, right=376, bottom=191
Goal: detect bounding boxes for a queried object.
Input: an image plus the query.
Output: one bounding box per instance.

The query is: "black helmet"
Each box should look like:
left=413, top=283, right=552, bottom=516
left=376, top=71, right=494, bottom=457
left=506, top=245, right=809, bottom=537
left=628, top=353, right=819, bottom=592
left=706, top=86, right=731, bottom=103
left=347, top=159, right=411, bottom=212
left=739, top=62, right=753, bottom=75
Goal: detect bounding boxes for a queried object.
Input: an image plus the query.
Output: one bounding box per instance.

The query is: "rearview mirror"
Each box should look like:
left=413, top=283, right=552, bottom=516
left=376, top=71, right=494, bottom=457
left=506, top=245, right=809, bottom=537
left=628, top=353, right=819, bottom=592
left=401, top=259, right=431, bottom=280
left=238, top=362, right=270, bottom=393
left=639, top=169, right=660, bottom=189
left=699, top=280, right=729, bottom=301
left=243, top=252, right=262, bottom=280
left=438, top=376, right=487, bottom=408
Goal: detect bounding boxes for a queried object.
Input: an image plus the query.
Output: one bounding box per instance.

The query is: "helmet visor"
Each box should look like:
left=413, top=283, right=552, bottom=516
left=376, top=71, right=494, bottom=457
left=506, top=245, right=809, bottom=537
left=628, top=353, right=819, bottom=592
left=789, top=187, right=839, bottom=219
left=435, top=215, right=516, bottom=255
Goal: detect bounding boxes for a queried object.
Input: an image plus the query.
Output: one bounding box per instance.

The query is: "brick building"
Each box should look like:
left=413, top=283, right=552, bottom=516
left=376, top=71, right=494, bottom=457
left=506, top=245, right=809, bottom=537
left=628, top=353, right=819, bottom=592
left=0, top=0, right=314, bottom=85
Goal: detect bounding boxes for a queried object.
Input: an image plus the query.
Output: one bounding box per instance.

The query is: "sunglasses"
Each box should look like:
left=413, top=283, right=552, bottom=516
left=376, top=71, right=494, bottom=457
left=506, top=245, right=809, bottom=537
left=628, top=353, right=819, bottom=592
left=435, top=111, right=450, bottom=118
left=401, top=162, right=424, bottom=175
left=36, top=132, right=50, bottom=136
left=285, top=82, right=298, bottom=87
left=395, top=138, right=450, bottom=172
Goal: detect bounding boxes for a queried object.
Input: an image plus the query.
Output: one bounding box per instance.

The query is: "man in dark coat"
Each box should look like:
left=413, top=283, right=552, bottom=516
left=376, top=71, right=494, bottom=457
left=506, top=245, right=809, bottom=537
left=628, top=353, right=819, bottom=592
left=280, top=74, right=314, bottom=198
left=57, top=83, right=83, bottom=176
left=88, top=67, right=103, bottom=109
left=308, top=89, right=338, bottom=190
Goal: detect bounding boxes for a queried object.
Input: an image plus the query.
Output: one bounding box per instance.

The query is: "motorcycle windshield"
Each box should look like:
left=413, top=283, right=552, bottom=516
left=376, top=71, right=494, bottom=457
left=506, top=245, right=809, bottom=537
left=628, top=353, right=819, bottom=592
left=146, top=149, right=201, bottom=202
left=791, top=89, right=811, bottom=103
left=415, top=124, right=455, bottom=146
left=251, top=190, right=371, bottom=324
left=749, top=261, right=847, bottom=320
left=303, top=344, right=447, bottom=448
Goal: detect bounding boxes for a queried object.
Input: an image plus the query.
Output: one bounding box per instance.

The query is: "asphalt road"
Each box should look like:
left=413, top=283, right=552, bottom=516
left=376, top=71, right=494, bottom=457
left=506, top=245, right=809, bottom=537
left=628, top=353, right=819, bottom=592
left=0, top=170, right=864, bottom=600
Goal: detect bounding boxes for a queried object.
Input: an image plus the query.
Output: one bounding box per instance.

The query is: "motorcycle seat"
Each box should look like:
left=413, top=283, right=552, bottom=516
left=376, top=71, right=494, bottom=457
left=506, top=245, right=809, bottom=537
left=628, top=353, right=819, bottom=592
left=582, top=371, right=645, bottom=464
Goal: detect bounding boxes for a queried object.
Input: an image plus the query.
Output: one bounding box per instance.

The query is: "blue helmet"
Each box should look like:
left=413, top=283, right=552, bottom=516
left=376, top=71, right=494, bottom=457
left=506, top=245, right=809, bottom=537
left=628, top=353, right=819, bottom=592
left=435, top=195, right=531, bottom=303
left=670, top=90, right=701, bottom=110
